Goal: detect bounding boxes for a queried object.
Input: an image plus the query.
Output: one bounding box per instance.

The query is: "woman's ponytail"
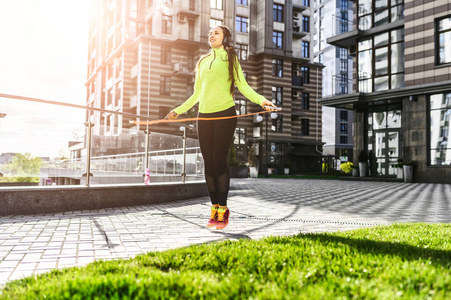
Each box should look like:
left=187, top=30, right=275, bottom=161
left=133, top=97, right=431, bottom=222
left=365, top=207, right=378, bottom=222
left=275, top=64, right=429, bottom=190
left=219, top=26, right=240, bottom=95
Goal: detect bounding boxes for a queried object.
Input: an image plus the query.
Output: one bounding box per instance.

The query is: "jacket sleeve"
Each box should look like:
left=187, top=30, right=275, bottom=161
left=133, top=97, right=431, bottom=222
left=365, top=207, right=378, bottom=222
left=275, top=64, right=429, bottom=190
left=234, top=58, right=266, bottom=106
left=174, top=72, right=201, bottom=115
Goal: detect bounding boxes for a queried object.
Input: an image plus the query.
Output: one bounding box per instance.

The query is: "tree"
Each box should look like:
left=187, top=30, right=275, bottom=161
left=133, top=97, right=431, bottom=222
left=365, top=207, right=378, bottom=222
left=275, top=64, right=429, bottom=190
left=3, top=153, right=42, bottom=182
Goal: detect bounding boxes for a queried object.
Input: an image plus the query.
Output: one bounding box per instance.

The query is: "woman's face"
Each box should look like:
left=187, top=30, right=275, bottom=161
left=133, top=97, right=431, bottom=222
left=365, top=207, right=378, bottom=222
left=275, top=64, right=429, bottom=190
left=208, top=27, right=225, bottom=49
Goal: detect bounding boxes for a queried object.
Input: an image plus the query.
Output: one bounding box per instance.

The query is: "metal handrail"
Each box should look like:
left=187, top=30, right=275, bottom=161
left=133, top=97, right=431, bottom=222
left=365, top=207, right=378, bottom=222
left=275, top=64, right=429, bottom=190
left=0, top=93, right=200, bottom=186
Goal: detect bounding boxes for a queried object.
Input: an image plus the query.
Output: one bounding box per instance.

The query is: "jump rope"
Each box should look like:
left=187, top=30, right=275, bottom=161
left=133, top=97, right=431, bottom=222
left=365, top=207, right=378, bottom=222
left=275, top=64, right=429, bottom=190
left=130, top=106, right=282, bottom=126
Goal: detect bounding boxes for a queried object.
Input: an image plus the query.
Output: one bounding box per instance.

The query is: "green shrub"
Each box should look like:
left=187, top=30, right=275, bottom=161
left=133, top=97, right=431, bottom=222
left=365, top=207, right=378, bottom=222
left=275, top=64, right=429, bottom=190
left=340, top=162, right=354, bottom=174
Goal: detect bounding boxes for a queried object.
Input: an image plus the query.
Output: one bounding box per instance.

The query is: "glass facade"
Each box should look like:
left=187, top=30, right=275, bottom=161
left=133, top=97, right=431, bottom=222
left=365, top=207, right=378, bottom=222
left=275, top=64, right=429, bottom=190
left=358, top=29, right=404, bottom=93
left=358, top=0, right=404, bottom=30
left=429, top=93, right=451, bottom=165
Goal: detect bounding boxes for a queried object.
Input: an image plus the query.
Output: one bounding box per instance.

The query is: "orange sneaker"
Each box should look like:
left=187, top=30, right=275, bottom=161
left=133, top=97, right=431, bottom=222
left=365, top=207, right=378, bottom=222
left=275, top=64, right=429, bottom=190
left=216, top=207, right=230, bottom=230
left=206, top=206, right=218, bottom=228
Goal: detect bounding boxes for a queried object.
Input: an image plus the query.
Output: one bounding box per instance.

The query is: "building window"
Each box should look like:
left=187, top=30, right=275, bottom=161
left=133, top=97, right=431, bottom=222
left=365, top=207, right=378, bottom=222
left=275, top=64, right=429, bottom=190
left=160, top=45, right=172, bottom=65
left=340, top=123, right=348, bottom=134
left=210, top=0, right=222, bottom=10
left=301, top=119, right=309, bottom=136
left=358, top=0, right=404, bottom=30
left=236, top=44, right=248, bottom=61
left=429, top=93, right=451, bottom=165
left=234, top=128, right=246, bottom=144
left=107, top=88, right=113, bottom=106
left=303, top=0, right=309, bottom=6
left=340, top=136, right=348, bottom=144
left=272, top=86, right=283, bottom=105
left=272, top=115, right=283, bottom=132
left=339, top=0, right=349, bottom=33
left=237, top=0, right=248, bottom=5
left=301, top=93, right=309, bottom=110
left=302, top=16, right=309, bottom=32
left=436, top=16, right=451, bottom=65
left=301, top=66, right=309, bottom=84
left=358, top=28, right=404, bottom=93
left=162, top=15, right=172, bottom=34
left=302, top=41, right=309, bottom=58
left=160, top=76, right=171, bottom=95
left=273, top=4, right=283, bottom=22
left=272, top=59, right=283, bottom=77
left=210, top=19, right=222, bottom=28
left=273, top=31, right=283, bottom=49
left=340, top=110, right=348, bottom=122
left=235, top=99, right=247, bottom=115
left=236, top=16, right=248, bottom=33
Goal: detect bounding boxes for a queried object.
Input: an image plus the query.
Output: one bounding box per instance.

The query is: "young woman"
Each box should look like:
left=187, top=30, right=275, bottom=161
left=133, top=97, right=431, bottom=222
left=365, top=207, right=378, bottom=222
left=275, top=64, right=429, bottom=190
left=165, top=25, right=277, bottom=230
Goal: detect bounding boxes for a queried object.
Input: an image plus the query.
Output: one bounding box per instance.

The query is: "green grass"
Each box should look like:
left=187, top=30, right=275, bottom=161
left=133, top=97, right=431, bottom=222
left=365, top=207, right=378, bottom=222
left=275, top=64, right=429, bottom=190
left=1, top=223, right=450, bottom=299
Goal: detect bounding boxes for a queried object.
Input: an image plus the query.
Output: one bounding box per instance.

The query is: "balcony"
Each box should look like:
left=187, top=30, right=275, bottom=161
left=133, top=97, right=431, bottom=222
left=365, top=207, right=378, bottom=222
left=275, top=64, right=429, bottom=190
left=173, top=62, right=194, bottom=78
left=172, top=38, right=200, bottom=49
left=326, top=15, right=360, bottom=49
left=177, top=9, right=199, bottom=20
left=332, top=74, right=354, bottom=96
left=292, top=20, right=307, bottom=39
left=293, top=0, right=308, bottom=12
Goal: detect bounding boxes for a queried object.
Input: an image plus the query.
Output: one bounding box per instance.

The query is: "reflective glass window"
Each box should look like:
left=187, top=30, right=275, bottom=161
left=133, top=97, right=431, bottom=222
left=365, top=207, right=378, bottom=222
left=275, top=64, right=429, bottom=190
left=358, top=50, right=372, bottom=78
left=374, top=76, right=389, bottom=91
left=391, top=43, right=404, bottom=73
left=375, top=47, right=388, bottom=75
left=374, top=32, right=389, bottom=47
left=375, top=0, right=388, bottom=9
left=391, top=74, right=404, bottom=89
left=429, top=93, right=451, bottom=165
left=436, top=17, right=451, bottom=65
left=391, top=29, right=404, bottom=43
left=374, top=9, right=389, bottom=26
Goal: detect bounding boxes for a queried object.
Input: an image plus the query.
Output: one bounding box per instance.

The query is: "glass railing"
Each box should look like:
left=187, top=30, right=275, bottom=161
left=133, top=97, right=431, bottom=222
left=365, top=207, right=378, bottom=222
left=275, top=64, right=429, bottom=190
left=332, top=14, right=354, bottom=36
left=0, top=93, right=203, bottom=187
left=332, top=73, right=354, bottom=96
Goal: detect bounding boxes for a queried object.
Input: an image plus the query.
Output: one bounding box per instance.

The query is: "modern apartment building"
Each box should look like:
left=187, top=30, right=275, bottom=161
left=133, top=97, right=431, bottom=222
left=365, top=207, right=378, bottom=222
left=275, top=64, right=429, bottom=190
left=322, top=0, right=451, bottom=183
left=86, top=0, right=324, bottom=174
left=313, top=0, right=354, bottom=165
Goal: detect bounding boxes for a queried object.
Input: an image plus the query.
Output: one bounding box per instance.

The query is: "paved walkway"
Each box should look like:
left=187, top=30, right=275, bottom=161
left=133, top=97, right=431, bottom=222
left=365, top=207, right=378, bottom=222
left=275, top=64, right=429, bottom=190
left=1, top=178, right=450, bottom=287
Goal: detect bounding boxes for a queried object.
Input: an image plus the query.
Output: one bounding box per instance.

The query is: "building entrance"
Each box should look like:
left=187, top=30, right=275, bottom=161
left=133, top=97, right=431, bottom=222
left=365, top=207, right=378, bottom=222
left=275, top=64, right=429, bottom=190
left=368, top=104, right=402, bottom=176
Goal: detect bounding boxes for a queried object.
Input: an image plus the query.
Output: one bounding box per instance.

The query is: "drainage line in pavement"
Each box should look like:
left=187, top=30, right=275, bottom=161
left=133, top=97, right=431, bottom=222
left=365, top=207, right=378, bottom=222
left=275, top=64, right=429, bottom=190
left=162, top=213, right=380, bottom=227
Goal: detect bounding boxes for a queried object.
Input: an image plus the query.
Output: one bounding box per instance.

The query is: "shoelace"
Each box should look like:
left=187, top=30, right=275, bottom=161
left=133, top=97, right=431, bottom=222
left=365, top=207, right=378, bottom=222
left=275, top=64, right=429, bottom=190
left=217, top=210, right=226, bottom=222
left=210, top=208, right=218, bottom=220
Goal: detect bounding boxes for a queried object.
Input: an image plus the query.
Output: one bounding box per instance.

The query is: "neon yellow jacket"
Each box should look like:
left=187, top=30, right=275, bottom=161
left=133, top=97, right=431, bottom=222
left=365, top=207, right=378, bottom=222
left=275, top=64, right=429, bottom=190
left=174, top=48, right=266, bottom=115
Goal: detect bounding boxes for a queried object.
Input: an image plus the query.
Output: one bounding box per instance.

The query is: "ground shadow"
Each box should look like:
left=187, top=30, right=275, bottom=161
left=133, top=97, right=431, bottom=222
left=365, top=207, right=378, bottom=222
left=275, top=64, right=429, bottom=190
left=295, top=232, right=451, bottom=268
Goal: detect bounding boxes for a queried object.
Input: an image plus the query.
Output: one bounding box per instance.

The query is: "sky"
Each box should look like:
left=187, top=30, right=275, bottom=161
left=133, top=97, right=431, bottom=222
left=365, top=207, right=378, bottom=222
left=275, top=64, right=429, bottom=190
left=0, top=0, right=90, bottom=158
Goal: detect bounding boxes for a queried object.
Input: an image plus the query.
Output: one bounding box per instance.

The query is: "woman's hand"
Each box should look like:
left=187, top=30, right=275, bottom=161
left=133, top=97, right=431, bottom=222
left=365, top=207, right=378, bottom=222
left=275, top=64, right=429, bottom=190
left=164, top=110, right=179, bottom=120
left=261, top=100, right=279, bottom=111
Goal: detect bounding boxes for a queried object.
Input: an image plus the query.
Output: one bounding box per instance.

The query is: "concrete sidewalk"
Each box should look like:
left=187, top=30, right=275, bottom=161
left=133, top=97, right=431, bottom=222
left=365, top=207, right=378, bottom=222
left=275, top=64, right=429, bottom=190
left=1, top=178, right=450, bottom=287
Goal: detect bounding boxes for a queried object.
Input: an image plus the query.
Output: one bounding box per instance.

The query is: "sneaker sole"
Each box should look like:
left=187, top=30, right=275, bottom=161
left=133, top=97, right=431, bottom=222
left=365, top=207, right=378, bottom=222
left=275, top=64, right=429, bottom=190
left=216, top=223, right=228, bottom=230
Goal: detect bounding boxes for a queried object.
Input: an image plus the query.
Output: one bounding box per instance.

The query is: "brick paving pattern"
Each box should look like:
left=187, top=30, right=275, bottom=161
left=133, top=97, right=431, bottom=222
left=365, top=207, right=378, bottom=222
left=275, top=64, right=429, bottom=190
left=1, top=179, right=450, bottom=286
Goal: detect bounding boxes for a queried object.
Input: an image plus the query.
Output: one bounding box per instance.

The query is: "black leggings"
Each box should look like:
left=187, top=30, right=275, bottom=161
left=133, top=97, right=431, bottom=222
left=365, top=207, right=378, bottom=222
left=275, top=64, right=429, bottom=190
left=197, top=106, right=237, bottom=206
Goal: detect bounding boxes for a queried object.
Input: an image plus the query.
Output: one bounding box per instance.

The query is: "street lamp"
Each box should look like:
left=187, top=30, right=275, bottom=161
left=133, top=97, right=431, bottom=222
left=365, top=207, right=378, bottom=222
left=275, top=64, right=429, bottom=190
left=255, top=111, right=278, bottom=177
left=0, top=112, right=6, bottom=177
